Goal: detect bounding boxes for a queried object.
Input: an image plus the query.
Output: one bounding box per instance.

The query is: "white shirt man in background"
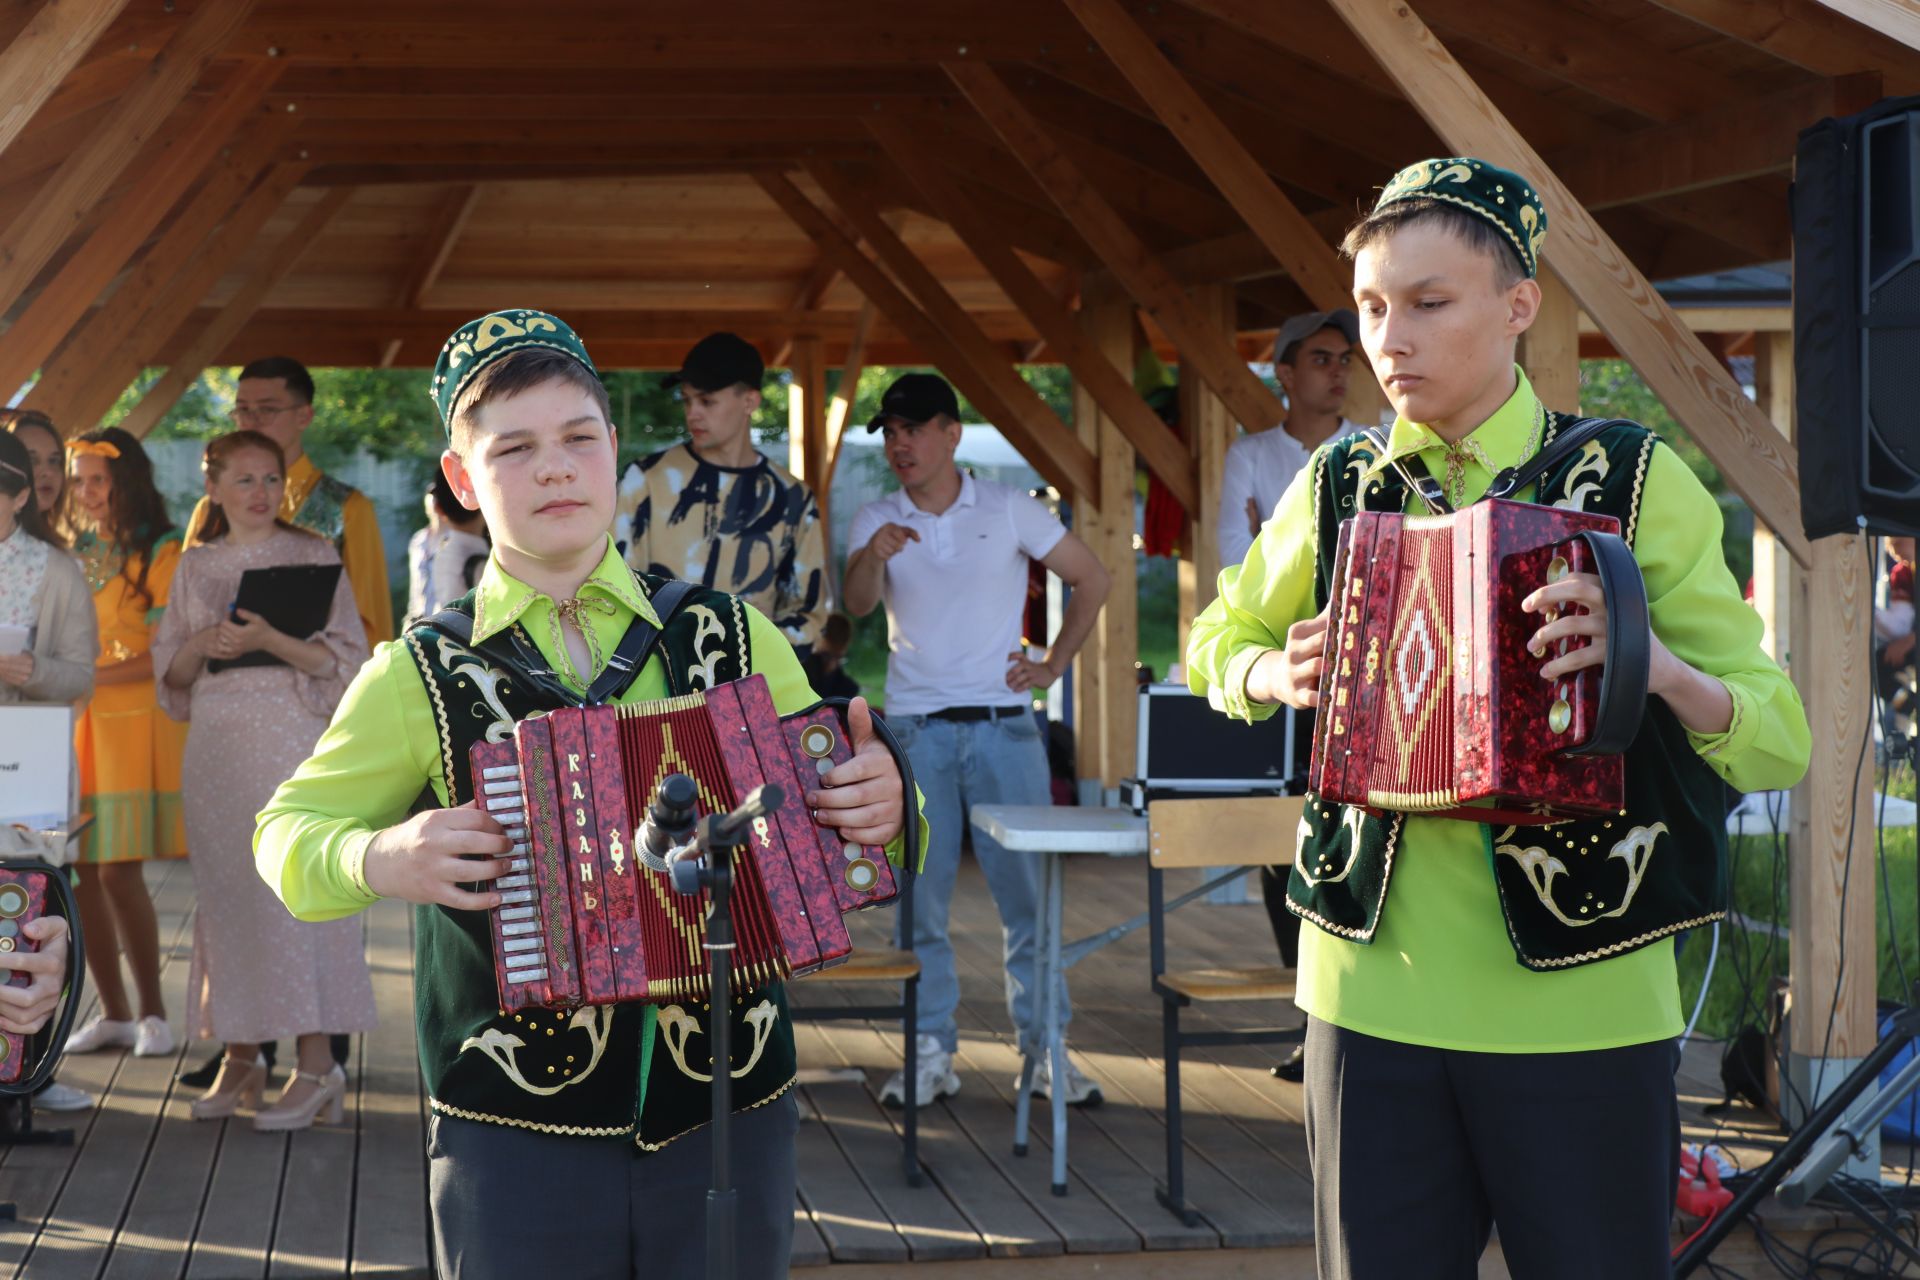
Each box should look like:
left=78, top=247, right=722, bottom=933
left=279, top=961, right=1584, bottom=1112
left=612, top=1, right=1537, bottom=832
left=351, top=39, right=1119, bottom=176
left=843, top=373, right=1111, bottom=1109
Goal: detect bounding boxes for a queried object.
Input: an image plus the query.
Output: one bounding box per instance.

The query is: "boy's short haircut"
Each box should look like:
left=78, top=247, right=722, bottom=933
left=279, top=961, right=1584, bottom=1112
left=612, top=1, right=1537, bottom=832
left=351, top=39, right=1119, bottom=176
left=450, top=346, right=612, bottom=451
left=1340, top=199, right=1528, bottom=290
left=238, top=355, right=315, bottom=405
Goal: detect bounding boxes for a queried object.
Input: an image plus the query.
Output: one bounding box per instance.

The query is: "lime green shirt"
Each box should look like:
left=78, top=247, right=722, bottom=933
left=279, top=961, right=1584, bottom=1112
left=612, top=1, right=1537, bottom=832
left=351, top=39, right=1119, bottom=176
left=256, top=536, right=919, bottom=922
left=1186, top=369, right=1810, bottom=1052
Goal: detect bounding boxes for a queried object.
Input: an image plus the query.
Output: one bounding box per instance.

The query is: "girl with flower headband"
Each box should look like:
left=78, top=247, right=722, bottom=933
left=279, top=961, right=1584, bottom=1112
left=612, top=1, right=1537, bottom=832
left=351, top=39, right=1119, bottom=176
left=59, top=425, right=188, bottom=1060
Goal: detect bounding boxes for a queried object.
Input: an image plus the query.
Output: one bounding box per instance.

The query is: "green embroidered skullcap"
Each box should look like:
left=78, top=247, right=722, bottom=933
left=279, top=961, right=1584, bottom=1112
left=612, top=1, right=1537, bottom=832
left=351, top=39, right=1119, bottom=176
left=430, top=308, right=602, bottom=432
left=1373, top=157, right=1546, bottom=278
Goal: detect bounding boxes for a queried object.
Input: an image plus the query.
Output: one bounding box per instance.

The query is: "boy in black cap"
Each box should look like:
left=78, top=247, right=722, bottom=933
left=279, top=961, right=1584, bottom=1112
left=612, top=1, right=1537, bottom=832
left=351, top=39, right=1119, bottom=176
left=1189, top=160, right=1809, bottom=1277
left=616, top=330, right=830, bottom=659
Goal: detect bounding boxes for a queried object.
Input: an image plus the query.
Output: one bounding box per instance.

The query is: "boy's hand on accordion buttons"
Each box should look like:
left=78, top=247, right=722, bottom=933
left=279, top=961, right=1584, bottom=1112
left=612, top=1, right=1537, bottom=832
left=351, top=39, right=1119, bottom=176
left=0, top=915, right=69, bottom=1034
left=1252, top=608, right=1330, bottom=709
left=1523, top=573, right=1609, bottom=680
left=808, top=696, right=905, bottom=847
left=363, top=800, right=514, bottom=910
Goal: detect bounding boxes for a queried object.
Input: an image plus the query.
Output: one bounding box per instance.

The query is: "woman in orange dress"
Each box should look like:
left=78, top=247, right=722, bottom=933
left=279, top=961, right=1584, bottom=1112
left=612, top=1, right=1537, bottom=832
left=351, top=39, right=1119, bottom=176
left=59, top=427, right=188, bottom=1059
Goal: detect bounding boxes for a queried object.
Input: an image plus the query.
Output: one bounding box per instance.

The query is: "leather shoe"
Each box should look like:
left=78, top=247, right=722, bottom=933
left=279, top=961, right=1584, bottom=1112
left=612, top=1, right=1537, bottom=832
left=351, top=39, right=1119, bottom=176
left=1270, top=1045, right=1306, bottom=1083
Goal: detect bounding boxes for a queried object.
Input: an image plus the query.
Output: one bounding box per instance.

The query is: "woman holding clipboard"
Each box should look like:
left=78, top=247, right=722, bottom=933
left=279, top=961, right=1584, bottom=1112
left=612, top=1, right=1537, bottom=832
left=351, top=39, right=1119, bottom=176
left=155, top=430, right=375, bottom=1130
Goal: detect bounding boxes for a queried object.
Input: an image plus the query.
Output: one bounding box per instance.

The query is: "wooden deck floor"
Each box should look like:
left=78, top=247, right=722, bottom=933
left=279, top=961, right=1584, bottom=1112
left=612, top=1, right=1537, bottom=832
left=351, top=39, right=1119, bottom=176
left=2, top=856, right=1909, bottom=1278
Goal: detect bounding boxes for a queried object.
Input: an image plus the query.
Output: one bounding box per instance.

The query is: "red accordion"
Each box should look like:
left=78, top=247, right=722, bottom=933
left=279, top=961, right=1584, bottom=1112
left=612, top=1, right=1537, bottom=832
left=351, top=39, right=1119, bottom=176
left=469, top=675, right=895, bottom=1012
left=1308, top=500, right=1647, bottom=825
left=0, top=867, right=49, bottom=1083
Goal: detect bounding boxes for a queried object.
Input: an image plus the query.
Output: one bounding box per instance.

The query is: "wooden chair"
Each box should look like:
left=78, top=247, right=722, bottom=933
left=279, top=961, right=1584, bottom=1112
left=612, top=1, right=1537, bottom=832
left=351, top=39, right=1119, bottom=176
left=790, top=858, right=924, bottom=1186
left=1147, top=795, right=1306, bottom=1225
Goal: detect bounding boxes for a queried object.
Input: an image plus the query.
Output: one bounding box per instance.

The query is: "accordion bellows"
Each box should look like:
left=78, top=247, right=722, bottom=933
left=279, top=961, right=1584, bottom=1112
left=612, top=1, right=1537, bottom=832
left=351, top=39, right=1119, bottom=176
left=1309, top=501, right=1634, bottom=825
left=470, top=675, right=895, bottom=1012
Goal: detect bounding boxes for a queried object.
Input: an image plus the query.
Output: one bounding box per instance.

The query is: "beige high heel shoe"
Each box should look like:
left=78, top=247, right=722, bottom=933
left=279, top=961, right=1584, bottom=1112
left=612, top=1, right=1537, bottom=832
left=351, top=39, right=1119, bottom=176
left=188, top=1054, right=267, bottom=1120
left=253, top=1064, right=346, bottom=1132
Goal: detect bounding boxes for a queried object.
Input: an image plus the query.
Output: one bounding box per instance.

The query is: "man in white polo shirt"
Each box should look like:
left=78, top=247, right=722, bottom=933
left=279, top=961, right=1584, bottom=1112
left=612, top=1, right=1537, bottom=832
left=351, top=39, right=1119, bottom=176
left=844, top=373, right=1111, bottom=1109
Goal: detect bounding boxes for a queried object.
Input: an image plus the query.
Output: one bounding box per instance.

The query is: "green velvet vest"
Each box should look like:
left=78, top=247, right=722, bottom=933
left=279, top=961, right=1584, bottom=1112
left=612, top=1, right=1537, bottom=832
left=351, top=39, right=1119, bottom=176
left=402, top=572, right=797, bottom=1148
left=1290, top=415, right=1731, bottom=969
left=289, top=471, right=355, bottom=548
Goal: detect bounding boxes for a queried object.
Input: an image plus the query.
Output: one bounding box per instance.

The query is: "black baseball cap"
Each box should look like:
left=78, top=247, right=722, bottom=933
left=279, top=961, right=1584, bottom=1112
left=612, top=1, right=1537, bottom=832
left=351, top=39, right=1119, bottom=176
left=866, top=372, right=961, bottom=431
left=663, top=331, right=765, bottom=392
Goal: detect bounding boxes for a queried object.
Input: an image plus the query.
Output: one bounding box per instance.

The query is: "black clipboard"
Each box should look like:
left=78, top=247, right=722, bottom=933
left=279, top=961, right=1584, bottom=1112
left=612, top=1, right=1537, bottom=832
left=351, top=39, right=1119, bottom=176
left=206, top=563, right=342, bottom=672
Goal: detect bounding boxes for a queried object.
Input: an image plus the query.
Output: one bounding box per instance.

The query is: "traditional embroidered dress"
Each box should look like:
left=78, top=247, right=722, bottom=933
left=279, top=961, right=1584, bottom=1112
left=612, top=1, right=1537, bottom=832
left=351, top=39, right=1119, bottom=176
left=71, top=528, right=188, bottom=864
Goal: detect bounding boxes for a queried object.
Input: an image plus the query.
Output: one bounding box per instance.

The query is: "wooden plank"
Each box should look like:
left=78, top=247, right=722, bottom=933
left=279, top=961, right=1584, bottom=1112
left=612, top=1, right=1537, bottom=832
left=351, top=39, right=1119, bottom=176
left=0, top=0, right=134, bottom=164
left=866, top=126, right=1197, bottom=511
left=109, top=182, right=350, bottom=440
left=1178, top=283, right=1232, bottom=654
left=377, top=183, right=481, bottom=368
left=185, top=1127, right=288, bottom=1279
left=1788, top=532, right=1877, bottom=1060
left=790, top=1199, right=831, bottom=1269
left=0, top=59, right=284, bottom=404
left=804, top=162, right=1098, bottom=503
left=788, top=333, right=826, bottom=492
left=944, top=60, right=1284, bottom=434
left=269, top=1036, right=358, bottom=1278
left=1750, top=333, right=1800, bottom=667
left=1809, top=0, right=1920, bottom=65
left=1646, top=0, right=1920, bottom=94
left=1518, top=266, right=1580, bottom=416
left=1062, top=0, right=1350, bottom=313
left=755, top=169, right=1095, bottom=500
left=1318, top=0, right=1810, bottom=568
left=348, top=898, right=429, bottom=1277
left=17, top=112, right=298, bottom=423
left=0, top=0, right=259, bottom=319
left=793, top=1085, right=910, bottom=1262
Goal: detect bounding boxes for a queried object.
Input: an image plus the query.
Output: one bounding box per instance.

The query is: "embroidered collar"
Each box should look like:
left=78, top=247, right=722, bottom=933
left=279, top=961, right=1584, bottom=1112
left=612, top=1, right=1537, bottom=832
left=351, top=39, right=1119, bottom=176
left=1357, top=365, right=1547, bottom=507
left=470, top=536, right=660, bottom=648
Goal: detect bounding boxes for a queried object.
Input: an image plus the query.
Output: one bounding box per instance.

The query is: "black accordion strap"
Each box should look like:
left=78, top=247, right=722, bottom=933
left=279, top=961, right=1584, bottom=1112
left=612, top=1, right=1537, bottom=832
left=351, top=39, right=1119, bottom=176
left=1359, top=423, right=1451, bottom=514
left=1483, top=417, right=1634, bottom=501
left=1562, top=529, right=1650, bottom=757
left=425, top=578, right=699, bottom=708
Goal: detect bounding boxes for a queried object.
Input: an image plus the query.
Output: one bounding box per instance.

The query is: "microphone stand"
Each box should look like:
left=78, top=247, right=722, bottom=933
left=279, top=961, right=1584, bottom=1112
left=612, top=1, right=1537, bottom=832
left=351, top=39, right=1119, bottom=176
left=666, top=783, right=782, bottom=1280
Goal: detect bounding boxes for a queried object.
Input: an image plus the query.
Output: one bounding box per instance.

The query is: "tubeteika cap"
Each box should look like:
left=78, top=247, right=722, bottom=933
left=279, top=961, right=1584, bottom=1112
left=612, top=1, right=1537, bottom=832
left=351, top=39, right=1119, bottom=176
left=430, top=308, right=600, bottom=432
left=1373, top=156, right=1547, bottom=278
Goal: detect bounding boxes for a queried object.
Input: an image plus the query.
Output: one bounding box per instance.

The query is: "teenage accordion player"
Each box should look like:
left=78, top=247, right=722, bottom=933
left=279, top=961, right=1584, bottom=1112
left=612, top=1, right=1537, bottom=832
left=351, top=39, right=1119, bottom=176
left=469, top=674, right=896, bottom=1013
left=1309, top=428, right=1651, bottom=826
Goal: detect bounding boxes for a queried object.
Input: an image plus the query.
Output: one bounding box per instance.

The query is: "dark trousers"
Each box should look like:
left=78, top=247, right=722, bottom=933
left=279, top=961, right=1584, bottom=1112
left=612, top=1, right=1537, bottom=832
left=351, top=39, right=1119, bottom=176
left=1261, top=864, right=1300, bottom=968
left=1302, top=1017, right=1678, bottom=1280
left=428, top=1092, right=799, bottom=1280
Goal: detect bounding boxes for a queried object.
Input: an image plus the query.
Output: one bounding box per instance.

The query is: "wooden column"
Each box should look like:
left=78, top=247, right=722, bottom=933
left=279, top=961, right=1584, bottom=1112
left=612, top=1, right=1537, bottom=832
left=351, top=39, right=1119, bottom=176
left=787, top=334, right=826, bottom=492
left=1178, top=283, right=1234, bottom=659
left=1072, top=284, right=1137, bottom=792
left=1519, top=266, right=1581, bottom=415
left=820, top=300, right=875, bottom=495
left=1751, top=333, right=1799, bottom=666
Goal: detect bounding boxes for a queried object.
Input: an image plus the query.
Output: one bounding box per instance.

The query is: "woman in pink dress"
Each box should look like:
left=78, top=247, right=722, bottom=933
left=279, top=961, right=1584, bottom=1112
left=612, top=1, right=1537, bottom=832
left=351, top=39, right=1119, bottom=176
left=154, top=431, right=376, bottom=1131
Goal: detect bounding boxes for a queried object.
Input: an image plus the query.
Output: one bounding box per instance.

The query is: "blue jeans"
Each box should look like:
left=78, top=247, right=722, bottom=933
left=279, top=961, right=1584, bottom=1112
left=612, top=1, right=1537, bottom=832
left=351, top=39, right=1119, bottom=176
left=890, top=712, right=1067, bottom=1056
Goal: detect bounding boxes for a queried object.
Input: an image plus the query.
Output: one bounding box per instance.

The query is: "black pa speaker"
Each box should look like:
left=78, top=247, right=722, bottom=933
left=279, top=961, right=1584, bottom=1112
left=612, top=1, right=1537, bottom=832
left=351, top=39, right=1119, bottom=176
left=1793, top=95, right=1920, bottom=540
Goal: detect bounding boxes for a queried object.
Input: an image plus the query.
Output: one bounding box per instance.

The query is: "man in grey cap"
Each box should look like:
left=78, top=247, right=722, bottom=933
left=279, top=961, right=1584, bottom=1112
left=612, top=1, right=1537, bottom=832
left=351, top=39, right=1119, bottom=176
left=1217, top=309, right=1361, bottom=1083
left=1217, top=310, right=1362, bottom=567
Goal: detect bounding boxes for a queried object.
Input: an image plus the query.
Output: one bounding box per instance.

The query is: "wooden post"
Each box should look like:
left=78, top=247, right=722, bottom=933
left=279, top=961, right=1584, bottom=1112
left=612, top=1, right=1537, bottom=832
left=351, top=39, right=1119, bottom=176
left=1178, top=284, right=1234, bottom=660
left=1519, top=265, right=1581, bottom=415
left=820, top=300, right=875, bottom=495
left=113, top=187, right=354, bottom=439
left=1071, top=284, right=1137, bottom=792
left=787, top=334, right=826, bottom=492
left=1751, top=332, right=1799, bottom=666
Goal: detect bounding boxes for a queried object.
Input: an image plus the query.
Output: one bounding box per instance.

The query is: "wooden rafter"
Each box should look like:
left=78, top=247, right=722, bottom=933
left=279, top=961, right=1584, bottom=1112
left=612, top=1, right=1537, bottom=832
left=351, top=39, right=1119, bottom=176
left=1647, top=0, right=1920, bottom=93
left=0, top=0, right=134, bottom=162
left=378, top=183, right=481, bottom=367
left=1319, top=0, right=1808, bottom=569
left=755, top=169, right=1096, bottom=500
left=116, top=186, right=356, bottom=440
left=820, top=299, right=876, bottom=496
left=0, top=0, right=259, bottom=319
left=945, top=59, right=1285, bottom=432
left=866, top=124, right=1197, bottom=510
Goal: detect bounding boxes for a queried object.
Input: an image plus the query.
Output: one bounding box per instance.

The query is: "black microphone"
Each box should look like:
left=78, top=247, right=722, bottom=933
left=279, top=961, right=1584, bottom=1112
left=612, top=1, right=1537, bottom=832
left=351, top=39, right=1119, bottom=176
left=637, top=773, right=699, bottom=872
left=667, top=783, right=786, bottom=896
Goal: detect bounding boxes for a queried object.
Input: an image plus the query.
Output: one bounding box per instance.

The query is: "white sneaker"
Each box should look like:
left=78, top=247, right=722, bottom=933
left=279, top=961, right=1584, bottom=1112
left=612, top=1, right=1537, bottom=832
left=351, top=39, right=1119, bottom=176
left=133, top=1016, right=174, bottom=1058
left=34, top=1081, right=93, bottom=1112
left=879, top=1034, right=960, bottom=1109
left=1023, top=1052, right=1104, bottom=1107
left=65, top=1015, right=136, bottom=1054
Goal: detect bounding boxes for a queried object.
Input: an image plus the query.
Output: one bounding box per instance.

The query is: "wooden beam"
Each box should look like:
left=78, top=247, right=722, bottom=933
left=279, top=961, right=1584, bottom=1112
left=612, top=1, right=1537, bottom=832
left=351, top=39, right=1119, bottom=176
left=35, top=165, right=310, bottom=431
left=378, top=183, right=481, bottom=368
left=1178, top=282, right=1234, bottom=656
left=1648, top=0, right=1920, bottom=94
left=0, top=0, right=134, bottom=163
left=800, top=163, right=1104, bottom=501
left=754, top=169, right=1096, bottom=499
left=1071, top=287, right=1136, bottom=790
left=114, top=186, right=355, bottom=440
left=1321, top=0, right=1809, bottom=567
left=1061, top=0, right=1351, bottom=312
left=866, top=122, right=1197, bottom=510
left=787, top=333, right=826, bottom=492
left=0, top=0, right=258, bottom=320
left=1547, top=75, right=1882, bottom=211
left=1518, top=266, right=1580, bottom=416
left=945, top=59, right=1285, bottom=433
left=0, top=60, right=284, bottom=403
left=820, top=299, right=875, bottom=496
